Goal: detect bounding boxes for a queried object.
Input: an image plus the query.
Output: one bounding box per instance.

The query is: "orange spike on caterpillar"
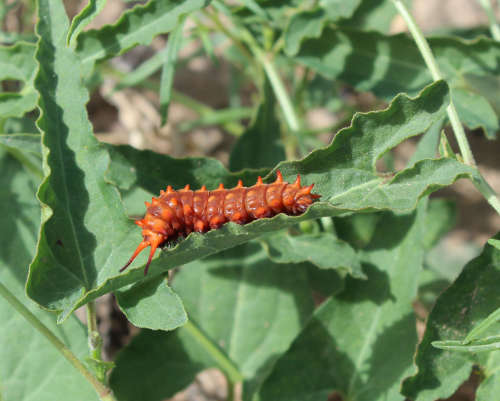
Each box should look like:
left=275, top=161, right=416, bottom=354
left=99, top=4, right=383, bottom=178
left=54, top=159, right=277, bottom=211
left=119, top=171, right=321, bottom=275
left=275, top=170, right=283, bottom=183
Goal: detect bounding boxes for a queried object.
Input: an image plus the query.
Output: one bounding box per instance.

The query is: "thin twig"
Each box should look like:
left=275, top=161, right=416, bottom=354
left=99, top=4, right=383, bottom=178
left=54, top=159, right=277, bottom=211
left=476, top=0, right=500, bottom=41
left=392, top=0, right=500, bottom=217
left=207, top=5, right=307, bottom=156
left=391, top=0, right=476, bottom=166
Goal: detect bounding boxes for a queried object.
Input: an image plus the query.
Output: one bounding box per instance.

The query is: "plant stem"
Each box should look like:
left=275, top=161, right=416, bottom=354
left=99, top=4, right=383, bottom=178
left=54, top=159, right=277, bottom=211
left=0, top=281, right=116, bottom=401
left=476, top=0, right=500, bottom=41
left=227, top=379, right=236, bottom=401
left=207, top=5, right=307, bottom=156
left=250, top=50, right=306, bottom=156
left=172, top=91, right=246, bottom=136
left=391, top=0, right=476, bottom=166
left=104, top=65, right=246, bottom=136
left=392, top=0, right=500, bottom=217
left=253, top=46, right=300, bottom=134
left=473, top=174, right=500, bottom=215
left=178, top=106, right=252, bottom=134
left=252, top=45, right=305, bottom=152
left=204, top=8, right=254, bottom=64
left=184, top=320, right=243, bottom=384
left=235, top=24, right=307, bottom=154
left=86, top=301, right=108, bottom=382
left=87, top=301, right=100, bottom=355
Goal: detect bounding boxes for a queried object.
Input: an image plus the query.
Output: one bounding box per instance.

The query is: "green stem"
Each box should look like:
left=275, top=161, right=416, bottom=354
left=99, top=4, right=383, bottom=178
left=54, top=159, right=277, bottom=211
left=86, top=301, right=108, bottom=383
left=391, top=0, right=476, bottom=166
left=447, top=102, right=476, bottom=165
left=242, top=33, right=307, bottom=156
left=293, top=67, right=311, bottom=116
left=87, top=301, right=100, bottom=355
left=184, top=320, right=243, bottom=384
left=227, top=379, right=236, bottom=401
left=204, top=8, right=254, bottom=64
left=476, top=0, right=500, bottom=41
left=253, top=47, right=300, bottom=133
left=0, top=281, right=116, bottom=401
left=207, top=5, right=307, bottom=156
left=392, top=0, right=500, bottom=217
left=171, top=91, right=246, bottom=136
left=103, top=65, right=246, bottom=136
left=178, top=106, right=252, bottom=135
left=473, top=174, right=500, bottom=215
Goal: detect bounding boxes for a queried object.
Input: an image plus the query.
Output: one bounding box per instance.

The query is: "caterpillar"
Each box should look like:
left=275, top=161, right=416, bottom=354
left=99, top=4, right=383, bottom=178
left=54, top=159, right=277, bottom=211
left=120, top=170, right=320, bottom=275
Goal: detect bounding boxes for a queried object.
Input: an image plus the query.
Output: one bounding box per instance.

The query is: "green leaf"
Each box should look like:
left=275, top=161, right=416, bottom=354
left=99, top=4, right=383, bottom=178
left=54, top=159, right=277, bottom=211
left=259, top=231, right=364, bottom=278
left=277, top=82, right=476, bottom=210
left=402, top=233, right=500, bottom=401
left=0, top=133, right=40, bottom=154
left=195, top=20, right=218, bottom=64
left=488, top=238, right=500, bottom=250
left=284, top=9, right=328, bottom=56
left=319, top=0, right=362, bottom=19
left=229, top=79, right=285, bottom=171
left=452, top=87, right=499, bottom=139
left=0, top=92, right=38, bottom=119
left=229, top=0, right=301, bottom=29
left=159, top=14, right=187, bottom=125
left=113, top=49, right=166, bottom=90
left=408, top=117, right=444, bottom=166
left=110, top=242, right=314, bottom=401
left=439, top=130, right=458, bottom=159
left=293, top=28, right=500, bottom=137
left=176, top=242, right=315, bottom=400
left=421, top=198, right=456, bottom=250
left=30, top=79, right=476, bottom=323
left=456, top=299, right=500, bottom=345
left=0, top=42, right=38, bottom=118
left=0, top=133, right=42, bottom=178
left=2, top=115, right=38, bottom=134
left=27, top=0, right=133, bottom=320
left=339, top=0, right=399, bottom=33
left=259, top=204, right=429, bottom=401
left=432, top=335, right=500, bottom=352
left=295, top=28, right=500, bottom=97
left=109, top=322, right=229, bottom=401
left=284, top=1, right=365, bottom=56
left=0, top=42, right=36, bottom=82
left=306, top=263, right=345, bottom=297
left=462, top=73, right=500, bottom=115
left=0, top=150, right=99, bottom=401
left=324, top=157, right=474, bottom=210
left=334, top=212, right=382, bottom=249
left=178, top=106, right=253, bottom=134
left=67, top=0, right=107, bottom=47
left=115, top=275, right=187, bottom=331
left=477, top=365, right=500, bottom=401
left=76, top=0, right=211, bottom=74
left=240, top=0, right=271, bottom=20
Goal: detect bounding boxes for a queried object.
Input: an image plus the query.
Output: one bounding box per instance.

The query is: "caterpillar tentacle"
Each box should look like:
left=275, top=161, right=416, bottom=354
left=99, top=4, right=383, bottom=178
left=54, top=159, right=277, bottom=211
left=120, top=170, right=320, bottom=275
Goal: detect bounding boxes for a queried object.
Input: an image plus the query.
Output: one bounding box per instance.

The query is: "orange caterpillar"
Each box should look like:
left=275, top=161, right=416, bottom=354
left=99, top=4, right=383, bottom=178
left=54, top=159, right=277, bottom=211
left=120, top=171, right=320, bottom=275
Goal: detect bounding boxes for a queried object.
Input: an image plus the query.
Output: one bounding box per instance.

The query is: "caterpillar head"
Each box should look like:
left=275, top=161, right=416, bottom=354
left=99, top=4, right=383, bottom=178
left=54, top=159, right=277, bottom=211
left=293, top=184, right=321, bottom=213
left=289, top=175, right=321, bottom=214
